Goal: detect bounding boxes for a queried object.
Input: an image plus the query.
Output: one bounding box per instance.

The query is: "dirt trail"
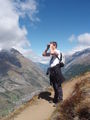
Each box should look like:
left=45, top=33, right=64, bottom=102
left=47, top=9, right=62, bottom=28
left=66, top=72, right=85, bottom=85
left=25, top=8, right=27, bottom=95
left=11, top=78, right=80, bottom=120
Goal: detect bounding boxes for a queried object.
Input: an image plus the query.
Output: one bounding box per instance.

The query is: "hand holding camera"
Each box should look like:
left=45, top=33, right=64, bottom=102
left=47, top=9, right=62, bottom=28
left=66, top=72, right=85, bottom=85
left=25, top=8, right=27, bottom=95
left=42, top=43, right=51, bottom=56
left=46, top=44, right=50, bottom=50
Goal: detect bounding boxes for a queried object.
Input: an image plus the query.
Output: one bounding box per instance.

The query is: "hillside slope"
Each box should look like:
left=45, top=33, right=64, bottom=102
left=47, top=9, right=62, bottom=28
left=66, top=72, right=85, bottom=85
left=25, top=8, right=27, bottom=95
left=50, top=72, right=90, bottom=120
left=2, top=72, right=90, bottom=120
left=0, top=48, right=49, bottom=117
left=63, top=48, right=90, bottom=79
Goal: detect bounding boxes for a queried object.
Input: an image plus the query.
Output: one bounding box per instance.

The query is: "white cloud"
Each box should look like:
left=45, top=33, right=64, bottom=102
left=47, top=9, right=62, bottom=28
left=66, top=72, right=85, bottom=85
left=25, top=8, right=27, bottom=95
left=13, top=0, right=40, bottom=22
left=0, top=0, right=31, bottom=55
left=77, top=33, right=90, bottom=45
left=68, top=33, right=90, bottom=54
left=0, top=0, right=42, bottom=62
left=29, top=54, right=50, bottom=64
left=67, top=45, right=90, bottom=55
left=0, top=0, right=49, bottom=64
left=68, top=34, right=76, bottom=42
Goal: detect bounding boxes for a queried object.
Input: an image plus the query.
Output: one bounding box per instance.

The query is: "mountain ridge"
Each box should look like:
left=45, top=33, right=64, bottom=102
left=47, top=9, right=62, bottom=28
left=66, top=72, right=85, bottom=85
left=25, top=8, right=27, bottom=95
left=0, top=48, right=49, bottom=117
left=64, top=48, right=90, bottom=79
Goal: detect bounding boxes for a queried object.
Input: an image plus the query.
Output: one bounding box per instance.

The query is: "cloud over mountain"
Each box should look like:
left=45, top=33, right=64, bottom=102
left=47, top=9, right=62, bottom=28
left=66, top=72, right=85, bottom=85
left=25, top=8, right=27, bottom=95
left=68, top=33, right=90, bottom=54
left=0, top=0, right=39, bottom=60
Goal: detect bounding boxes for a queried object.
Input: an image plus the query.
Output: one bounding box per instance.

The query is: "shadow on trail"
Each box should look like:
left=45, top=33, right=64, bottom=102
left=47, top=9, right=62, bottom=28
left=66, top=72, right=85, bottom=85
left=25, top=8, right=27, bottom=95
left=38, top=91, right=53, bottom=102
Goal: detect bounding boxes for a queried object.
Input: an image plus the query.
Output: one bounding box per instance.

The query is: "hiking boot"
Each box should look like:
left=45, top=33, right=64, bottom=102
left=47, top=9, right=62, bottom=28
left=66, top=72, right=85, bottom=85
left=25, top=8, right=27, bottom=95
left=49, top=100, right=53, bottom=103
left=53, top=103, right=58, bottom=107
left=53, top=100, right=63, bottom=107
left=53, top=98, right=58, bottom=104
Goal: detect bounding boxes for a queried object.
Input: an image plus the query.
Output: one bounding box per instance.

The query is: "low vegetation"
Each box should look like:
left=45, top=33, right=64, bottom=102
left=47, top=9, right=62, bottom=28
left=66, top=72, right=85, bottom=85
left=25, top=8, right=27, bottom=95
left=50, top=72, right=90, bottom=120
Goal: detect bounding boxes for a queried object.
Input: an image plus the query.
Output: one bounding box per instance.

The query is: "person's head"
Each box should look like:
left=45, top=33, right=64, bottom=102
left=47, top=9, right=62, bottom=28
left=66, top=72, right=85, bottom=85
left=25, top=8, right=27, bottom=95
left=50, top=41, right=57, bottom=50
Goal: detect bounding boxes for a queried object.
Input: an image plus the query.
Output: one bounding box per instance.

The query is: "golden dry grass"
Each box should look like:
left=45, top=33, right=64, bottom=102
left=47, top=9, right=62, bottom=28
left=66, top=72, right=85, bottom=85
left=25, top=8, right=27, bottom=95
left=50, top=72, right=90, bottom=120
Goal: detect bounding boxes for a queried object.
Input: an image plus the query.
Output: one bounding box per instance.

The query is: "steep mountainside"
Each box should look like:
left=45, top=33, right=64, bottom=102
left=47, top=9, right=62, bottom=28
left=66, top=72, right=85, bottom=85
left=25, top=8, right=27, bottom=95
left=0, top=48, right=49, bottom=117
left=63, top=48, right=90, bottom=79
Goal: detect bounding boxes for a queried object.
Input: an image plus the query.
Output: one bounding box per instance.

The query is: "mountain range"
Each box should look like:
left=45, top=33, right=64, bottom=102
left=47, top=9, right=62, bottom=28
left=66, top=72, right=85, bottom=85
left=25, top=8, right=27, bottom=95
left=64, top=48, right=90, bottom=79
left=0, top=48, right=49, bottom=117
left=0, top=47, right=90, bottom=117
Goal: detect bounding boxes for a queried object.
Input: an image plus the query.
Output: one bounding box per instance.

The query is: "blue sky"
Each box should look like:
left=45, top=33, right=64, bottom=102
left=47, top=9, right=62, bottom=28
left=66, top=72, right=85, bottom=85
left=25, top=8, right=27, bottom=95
left=19, top=0, right=90, bottom=55
left=0, top=0, right=90, bottom=63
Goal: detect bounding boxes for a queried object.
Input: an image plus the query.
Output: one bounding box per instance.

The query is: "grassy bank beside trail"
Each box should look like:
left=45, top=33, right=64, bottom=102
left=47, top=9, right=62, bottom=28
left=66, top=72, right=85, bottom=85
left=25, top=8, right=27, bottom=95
left=49, top=72, right=90, bottom=120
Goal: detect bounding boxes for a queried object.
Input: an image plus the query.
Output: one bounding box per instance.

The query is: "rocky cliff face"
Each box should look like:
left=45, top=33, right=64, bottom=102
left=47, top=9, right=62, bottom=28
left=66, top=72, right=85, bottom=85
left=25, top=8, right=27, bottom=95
left=0, top=48, right=49, bottom=117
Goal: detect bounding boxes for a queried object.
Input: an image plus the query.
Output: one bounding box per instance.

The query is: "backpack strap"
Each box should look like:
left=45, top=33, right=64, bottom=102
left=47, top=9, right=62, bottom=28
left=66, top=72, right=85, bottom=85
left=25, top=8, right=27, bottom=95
left=56, top=52, right=64, bottom=67
left=60, top=53, right=62, bottom=62
left=56, top=52, right=62, bottom=62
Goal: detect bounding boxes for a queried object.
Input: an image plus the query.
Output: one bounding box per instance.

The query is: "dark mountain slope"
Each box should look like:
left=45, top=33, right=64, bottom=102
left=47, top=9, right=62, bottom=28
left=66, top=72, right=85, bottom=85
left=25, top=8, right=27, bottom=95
left=63, top=48, right=90, bottom=79
left=0, top=48, right=49, bottom=117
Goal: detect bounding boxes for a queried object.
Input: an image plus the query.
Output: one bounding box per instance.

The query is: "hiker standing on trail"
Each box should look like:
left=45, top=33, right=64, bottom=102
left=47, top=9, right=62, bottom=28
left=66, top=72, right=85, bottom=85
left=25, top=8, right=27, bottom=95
left=42, top=41, right=65, bottom=104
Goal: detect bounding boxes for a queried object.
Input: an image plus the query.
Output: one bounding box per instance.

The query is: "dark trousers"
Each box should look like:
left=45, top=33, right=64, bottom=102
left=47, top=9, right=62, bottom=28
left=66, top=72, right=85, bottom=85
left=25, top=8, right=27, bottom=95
left=49, top=64, right=64, bottom=103
left=53, top=82, right=63, bottom=102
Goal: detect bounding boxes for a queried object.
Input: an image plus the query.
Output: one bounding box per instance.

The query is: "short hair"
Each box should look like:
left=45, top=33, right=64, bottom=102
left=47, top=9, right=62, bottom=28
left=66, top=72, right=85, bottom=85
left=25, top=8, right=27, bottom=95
left=50, top=41, right=57, bottom=48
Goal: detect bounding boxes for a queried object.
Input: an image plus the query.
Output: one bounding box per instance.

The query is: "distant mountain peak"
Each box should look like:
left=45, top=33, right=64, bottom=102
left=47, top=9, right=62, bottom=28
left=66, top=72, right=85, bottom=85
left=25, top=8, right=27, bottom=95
left=0, top=48, right=22, bottom=58
left=10, top=48, right=22, bottom=55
